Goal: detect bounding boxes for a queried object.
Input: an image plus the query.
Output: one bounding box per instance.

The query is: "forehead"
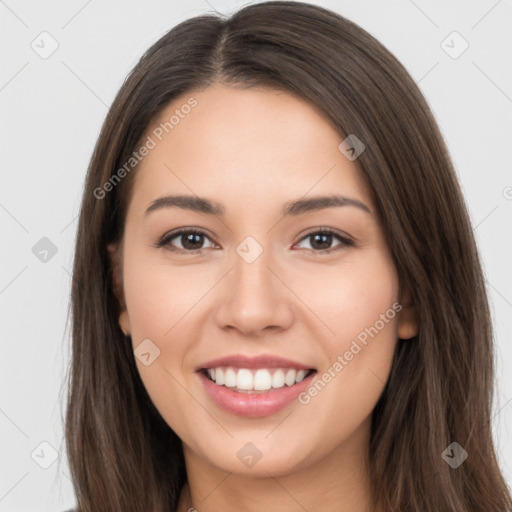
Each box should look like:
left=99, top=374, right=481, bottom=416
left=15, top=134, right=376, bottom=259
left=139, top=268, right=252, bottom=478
left=128, top=84, right=374, bottom=218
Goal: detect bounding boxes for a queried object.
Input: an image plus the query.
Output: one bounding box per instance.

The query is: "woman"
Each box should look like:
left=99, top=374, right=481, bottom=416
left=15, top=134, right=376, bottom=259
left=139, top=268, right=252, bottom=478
left=64, top=1, right=512, bottom=511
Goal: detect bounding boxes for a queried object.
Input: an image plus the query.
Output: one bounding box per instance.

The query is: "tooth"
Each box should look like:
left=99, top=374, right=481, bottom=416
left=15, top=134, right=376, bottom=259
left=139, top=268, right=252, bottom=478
left=254, top=369, right=272, bottom=390
left=296, top=369, right=307, bottom=382
left=284, top=369, right=297, bottom=386
left=215, top=368, right=225, bottom=385
left=271, top=369, right=285, bottom=388
left=224, top=368, right=237, bottom=387
left=210, top=366, right=308, bottom=389
left=237, top=369, right=253, bottom=390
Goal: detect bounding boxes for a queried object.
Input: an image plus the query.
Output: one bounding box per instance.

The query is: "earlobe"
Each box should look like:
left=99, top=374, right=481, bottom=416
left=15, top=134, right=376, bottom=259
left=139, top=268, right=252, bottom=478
left=118, top=310, right=131, bottom=337
left=107, top=243, right=131, bottom=336
left=397, top=285, right=419, bottom=340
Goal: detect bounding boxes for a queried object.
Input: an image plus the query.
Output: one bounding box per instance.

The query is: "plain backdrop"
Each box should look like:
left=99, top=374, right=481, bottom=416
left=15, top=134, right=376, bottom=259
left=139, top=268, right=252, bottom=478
left=1, top=0, right=511, bottom=510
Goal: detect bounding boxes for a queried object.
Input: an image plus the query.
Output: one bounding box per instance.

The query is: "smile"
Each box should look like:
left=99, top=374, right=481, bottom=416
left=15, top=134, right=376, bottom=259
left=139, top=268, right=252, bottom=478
left=202, top=367, right=315, bottom=393
left=196, top=354, right=317, bottom=417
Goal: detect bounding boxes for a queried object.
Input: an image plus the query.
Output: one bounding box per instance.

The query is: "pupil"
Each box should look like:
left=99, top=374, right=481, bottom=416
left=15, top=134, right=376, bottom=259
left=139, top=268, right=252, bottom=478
left=311, top=233, right=332, bottom=250
left=182, top=233, right=203, bottom=250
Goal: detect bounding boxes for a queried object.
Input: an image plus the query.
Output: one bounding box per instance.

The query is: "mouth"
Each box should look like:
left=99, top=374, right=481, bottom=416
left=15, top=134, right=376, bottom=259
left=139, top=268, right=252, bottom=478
left=195, top=354, right=317, bottom=417
left=199, top=366, right=317, bottom=394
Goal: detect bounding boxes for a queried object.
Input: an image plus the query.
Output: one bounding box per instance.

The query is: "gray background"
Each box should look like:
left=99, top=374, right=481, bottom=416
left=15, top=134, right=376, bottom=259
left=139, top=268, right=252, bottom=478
left=1, top=0, right=511, bottom=510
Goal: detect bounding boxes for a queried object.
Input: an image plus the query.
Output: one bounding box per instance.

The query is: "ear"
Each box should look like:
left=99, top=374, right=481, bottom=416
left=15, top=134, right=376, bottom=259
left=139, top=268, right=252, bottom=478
left=107, top=243, right=131, bottom=336
left=397, top=284, right=419, bottom=340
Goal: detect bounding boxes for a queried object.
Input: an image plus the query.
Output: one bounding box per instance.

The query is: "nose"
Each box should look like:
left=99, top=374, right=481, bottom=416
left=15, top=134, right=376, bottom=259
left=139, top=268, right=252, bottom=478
left=213, top=245, right=294, bottom=337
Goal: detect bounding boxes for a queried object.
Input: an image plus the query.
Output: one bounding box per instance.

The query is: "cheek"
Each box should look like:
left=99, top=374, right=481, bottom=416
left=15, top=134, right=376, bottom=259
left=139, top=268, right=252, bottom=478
left=120, top=243, right=216, bottom=408
left=122, top=248, right=212, bottom=341
left=296, top=255, right=399, bottom=434
left=297, top=251, right=399, bottom=413
left=121, top=251, right=204, bottom=439
left=299, top=251, right=399, bottom=352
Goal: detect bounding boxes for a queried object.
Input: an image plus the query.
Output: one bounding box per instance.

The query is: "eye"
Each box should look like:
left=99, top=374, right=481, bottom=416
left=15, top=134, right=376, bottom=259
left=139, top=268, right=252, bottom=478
left=155, top=229, right=217, bottom=253
left=155, top=227, right=354, bottom=254
left=294, top=228, right=354, bottom=253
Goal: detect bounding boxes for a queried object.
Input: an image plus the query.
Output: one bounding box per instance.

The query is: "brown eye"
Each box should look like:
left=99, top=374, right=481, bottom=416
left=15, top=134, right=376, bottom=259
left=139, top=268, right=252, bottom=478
left=156, top=229, right=216, bottom=252
left=295, top=228, right=354, bottom=253
left=155, top=227, right=353, bottom=255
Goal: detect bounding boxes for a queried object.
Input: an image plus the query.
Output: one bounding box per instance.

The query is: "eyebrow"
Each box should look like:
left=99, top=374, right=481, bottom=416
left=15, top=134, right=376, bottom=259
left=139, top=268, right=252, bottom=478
left=144, top=194, right=371, bottom=218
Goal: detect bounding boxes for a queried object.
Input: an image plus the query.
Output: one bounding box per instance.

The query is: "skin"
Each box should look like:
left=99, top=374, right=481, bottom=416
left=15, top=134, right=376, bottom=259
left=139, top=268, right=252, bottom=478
left=109, top=83, right=419, bottom=512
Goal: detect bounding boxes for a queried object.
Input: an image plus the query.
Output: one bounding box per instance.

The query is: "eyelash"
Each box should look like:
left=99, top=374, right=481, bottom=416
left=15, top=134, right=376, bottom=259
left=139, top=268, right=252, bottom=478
left=154, top=227, right=354, bottom=255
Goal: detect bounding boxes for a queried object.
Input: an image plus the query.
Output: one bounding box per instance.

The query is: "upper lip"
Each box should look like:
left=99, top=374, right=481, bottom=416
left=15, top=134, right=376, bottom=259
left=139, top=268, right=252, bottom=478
left=196, top=354, right=314, bottom=371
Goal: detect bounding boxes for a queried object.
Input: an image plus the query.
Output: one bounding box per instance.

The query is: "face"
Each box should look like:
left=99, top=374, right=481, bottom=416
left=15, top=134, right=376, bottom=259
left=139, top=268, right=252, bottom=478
left=109, top=83, right=418, bottom=478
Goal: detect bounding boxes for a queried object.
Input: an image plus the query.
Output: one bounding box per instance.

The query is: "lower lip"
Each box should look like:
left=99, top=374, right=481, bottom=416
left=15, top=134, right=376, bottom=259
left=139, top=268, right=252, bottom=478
left=197, top=370, right=316, bottom=417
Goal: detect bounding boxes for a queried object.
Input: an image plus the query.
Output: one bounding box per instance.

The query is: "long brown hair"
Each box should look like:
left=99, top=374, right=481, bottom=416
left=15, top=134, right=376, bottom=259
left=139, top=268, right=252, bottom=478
left=63, top=1, right=512, bottom=510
